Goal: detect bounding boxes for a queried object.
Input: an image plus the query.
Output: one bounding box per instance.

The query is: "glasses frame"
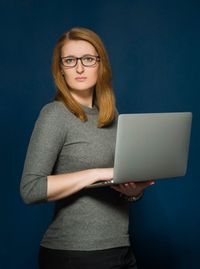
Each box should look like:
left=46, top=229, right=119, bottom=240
left=60, top=55, right=100, bottom=68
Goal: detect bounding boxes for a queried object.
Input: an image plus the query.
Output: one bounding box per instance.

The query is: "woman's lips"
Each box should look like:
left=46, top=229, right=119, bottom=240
left=75, top=77, right=87, bottom=81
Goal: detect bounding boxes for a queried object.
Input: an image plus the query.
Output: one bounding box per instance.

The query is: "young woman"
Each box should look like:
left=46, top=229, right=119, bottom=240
left=20, top=27, right=154, bottom=269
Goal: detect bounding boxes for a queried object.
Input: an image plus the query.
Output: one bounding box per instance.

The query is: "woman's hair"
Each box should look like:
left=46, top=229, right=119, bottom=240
left=52, top=27, right=116, bottom=127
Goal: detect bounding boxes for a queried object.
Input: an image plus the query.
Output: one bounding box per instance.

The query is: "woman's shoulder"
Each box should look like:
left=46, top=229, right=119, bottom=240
left=39, top=100, right=71, bottom=118
left=34, top=101, right=72, bottom=129
left=40, top=100, right=66, bottom=114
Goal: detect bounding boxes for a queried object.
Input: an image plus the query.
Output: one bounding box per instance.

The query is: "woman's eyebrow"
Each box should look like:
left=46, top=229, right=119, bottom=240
left=61, top=54, right=76, bottom=58
left=61, top=54, right=95, bottom=58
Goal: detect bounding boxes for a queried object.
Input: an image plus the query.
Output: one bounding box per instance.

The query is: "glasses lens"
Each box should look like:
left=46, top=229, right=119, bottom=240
left=62, top=57, right=76, bottom=67
left=61, top=56, right=99, bottom=67
left=82, top=56, right=97, bottom=66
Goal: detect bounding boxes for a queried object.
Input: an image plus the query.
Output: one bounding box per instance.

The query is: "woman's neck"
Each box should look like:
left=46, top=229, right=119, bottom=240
left=70, top=88, right=94, bottom=108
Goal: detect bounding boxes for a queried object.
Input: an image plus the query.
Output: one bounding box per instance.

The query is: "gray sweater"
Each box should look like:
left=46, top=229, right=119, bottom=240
left=20, top=101, right=130, bottom=251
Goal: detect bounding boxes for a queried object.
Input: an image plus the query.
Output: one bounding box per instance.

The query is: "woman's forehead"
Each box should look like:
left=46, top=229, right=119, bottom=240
left=61, top=40, right=97, bottom=56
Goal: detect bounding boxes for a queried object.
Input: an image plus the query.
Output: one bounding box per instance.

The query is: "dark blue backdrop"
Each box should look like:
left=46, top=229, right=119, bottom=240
left=1, top=1, right=199, bottom=268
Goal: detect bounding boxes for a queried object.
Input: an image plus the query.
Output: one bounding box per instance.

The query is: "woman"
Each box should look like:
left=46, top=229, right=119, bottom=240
left=20, top=27, right=154, bottom=269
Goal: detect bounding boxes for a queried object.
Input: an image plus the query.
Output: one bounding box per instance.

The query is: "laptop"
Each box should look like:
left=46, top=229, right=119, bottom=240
left=87, top=112, right=192, bottom=188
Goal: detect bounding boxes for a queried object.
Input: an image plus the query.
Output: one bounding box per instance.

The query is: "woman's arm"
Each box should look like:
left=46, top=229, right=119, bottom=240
left=20, top=103, right=114, bottom=204
left=47, top=168, right=113, bottom=201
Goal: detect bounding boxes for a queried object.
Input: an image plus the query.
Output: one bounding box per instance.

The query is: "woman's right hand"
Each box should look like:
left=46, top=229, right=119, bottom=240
left=47, top=168, right=114, bottom=202
left=92, top=168, right=114, bottom=184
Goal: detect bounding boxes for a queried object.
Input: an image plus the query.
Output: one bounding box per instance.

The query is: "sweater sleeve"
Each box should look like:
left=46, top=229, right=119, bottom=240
left=20, top=102, right=67, bottom=204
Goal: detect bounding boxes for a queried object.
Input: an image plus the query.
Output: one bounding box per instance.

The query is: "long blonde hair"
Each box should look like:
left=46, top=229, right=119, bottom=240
left=52, top=27, right=116, bottom=127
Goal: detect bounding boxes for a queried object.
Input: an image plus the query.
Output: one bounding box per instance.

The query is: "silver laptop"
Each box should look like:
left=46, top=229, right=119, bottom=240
left=87, top=112, right=192, bottom=188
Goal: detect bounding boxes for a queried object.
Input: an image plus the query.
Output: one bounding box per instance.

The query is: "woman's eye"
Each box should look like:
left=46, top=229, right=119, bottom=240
left=84, top=57, right=94, bottom=62
left=65, top=58, right=75, bottom=64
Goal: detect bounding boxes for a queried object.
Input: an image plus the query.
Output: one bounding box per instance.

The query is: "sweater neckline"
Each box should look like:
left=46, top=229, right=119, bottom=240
left=81, top=104, right=98, bottom=115
left=54, top=100, right=98, bottom=115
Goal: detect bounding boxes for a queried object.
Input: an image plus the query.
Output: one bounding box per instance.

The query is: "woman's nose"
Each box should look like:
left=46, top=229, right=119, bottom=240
left=76, top=59, right=84, bottom=73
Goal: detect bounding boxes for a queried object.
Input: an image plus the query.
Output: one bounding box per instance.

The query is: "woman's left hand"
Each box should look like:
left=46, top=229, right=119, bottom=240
left=111, top=180, right=155, bottom=197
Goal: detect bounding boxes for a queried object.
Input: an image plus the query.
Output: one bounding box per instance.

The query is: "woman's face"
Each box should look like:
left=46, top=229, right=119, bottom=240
left=60, top=40, right=99, bottom=96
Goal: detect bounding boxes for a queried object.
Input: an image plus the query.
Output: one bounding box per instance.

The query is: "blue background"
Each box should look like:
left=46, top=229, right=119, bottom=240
left=1, top=0, right=199, bottom=268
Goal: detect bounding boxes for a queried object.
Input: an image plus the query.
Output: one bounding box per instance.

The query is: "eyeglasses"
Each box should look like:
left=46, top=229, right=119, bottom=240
left=60, top=55, right=100, bottom=68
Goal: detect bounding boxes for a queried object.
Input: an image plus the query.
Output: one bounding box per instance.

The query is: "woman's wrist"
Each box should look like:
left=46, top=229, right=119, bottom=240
left=120, top=191, right=144, bottom=202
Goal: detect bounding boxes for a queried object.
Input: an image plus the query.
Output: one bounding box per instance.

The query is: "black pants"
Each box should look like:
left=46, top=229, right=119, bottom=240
left=39, top=245, right=138, bottom=269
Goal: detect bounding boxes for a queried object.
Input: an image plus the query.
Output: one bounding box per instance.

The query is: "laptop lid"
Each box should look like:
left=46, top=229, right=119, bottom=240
left=113, top=112, right=192, bottom=183
left=86, top=112, right=192, bottom=188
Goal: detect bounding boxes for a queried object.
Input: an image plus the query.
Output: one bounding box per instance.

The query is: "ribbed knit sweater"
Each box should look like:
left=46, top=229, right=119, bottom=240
left=20, top=101, right=130, bottom=250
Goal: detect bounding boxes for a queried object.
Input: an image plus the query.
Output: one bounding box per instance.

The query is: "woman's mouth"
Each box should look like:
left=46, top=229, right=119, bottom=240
left=75, top=77, right=87, bottom=81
